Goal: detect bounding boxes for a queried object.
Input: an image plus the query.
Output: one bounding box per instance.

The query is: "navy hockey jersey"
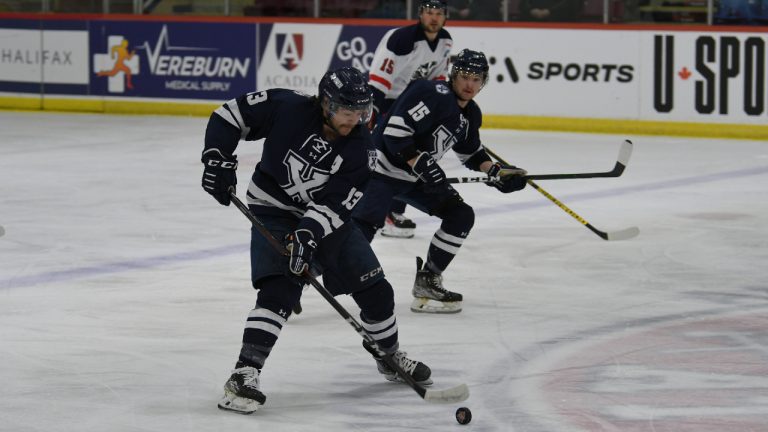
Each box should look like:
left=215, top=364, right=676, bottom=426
left=372, top=79, right=489, bottom=182
left=204, top=89, right=376, bottom=240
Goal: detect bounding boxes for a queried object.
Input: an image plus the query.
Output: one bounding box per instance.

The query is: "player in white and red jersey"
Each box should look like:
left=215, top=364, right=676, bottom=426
left=367, top=0, right=453, bottom=238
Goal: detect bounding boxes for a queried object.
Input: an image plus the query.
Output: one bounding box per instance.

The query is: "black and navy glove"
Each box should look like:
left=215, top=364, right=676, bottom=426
left=487, top=162, right=527, bottom=193
left=285, top=229, right=318, bottom=276
left=411, top=152, right=446, bottom=186
left=201, top=148, right=238, bottom=206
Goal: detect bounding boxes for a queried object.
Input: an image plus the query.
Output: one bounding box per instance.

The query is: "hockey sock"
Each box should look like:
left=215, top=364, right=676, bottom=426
left=238, top=277, right=300, bottom=368
left=426, top=203, right=474, bottom=273
left=353, top=281, right=399, bottom=352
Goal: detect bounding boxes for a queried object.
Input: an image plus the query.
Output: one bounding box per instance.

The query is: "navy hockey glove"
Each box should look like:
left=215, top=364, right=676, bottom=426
left=411, top=152, right=446, bottom=186
left=286, top=229, right=318, bottom=276
left=487, top=162, right=527, bottom=193
left=201, top=148, right=238, bottom=206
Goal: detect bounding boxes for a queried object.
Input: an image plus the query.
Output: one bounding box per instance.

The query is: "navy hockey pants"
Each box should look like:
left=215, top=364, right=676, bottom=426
left=353, top=174, right=475, bottom=274
left=235, top=208, right=399, bottom=369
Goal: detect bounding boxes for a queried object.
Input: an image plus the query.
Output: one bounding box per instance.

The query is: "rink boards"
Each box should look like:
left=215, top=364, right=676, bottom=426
left=0, top=14, right=766, bottom=139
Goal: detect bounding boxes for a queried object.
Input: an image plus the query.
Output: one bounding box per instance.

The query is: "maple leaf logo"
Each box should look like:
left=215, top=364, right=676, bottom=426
left=678, top=67, right=692, bottom=80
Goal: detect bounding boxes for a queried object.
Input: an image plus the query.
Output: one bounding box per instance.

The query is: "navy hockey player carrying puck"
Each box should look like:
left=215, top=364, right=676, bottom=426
left=201, top=67, right=432, bottom=414
left=353, top=49, right=528, bottom=314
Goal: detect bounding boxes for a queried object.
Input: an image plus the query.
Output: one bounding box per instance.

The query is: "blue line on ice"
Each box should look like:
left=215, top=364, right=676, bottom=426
left=1, top=166, right=766, bottom=290
left=0, top=244, right=247, bottom=290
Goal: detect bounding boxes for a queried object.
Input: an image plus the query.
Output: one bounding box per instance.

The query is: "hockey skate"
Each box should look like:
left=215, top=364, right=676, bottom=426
left=363, top=342, right=433, bottom=385
left=380, top=212, right=416, bottom=238
left=411, top=257, right=463, bottom=314
left=218, top=365, right=266, bottom=414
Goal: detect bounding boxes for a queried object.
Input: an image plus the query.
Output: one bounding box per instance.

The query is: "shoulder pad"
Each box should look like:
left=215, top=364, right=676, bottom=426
left=386, top=25, right=421, bottom=56
left=266, top=89, right=313, bottom=108
left=464, top=99, right=483, bottom=127
left=433, top=81, right=451, bottom=95
left=436, top=28, right=452, bottom=40
left=465, top=99, right=482, bottom=116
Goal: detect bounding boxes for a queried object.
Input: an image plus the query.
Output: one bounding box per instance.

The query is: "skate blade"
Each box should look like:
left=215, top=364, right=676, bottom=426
left=410, top=298, right=462, bottom=314
left=218, top=391, right=263, bottom=414
left=383, top=373, right=434, bottom=386
left=380, top=225, right=415, bottom=238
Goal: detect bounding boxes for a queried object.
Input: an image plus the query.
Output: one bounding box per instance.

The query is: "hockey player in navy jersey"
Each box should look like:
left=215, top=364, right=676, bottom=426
left=368, top=0, right=454, bottom=238
left=353, top=49, right=527, bottom=314
left=201, top=67, right=431, bottom=414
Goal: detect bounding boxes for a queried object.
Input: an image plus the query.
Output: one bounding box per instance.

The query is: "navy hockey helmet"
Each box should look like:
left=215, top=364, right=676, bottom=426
left=419, top=0, right=448, bottom=13
left=451, top=49, right=489, bottom=87
left=318, top=67, right=373, bottom=124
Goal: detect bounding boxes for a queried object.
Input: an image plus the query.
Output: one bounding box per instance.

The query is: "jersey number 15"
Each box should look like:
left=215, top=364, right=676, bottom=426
left=379, top=58, right=394, bottom=74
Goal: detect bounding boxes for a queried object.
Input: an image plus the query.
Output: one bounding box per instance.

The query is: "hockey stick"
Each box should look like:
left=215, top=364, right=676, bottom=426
left=484, top=148, right=639, bottom=241
left=228, top=189, right=469, bottom=404
left=523, top=139, right=633, bottom=180
left=448, top=139, right=634, bottom=184
left=447, top=176, right=501, bottom=184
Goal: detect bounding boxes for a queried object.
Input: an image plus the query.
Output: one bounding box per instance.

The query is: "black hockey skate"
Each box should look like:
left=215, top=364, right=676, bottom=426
left=218, top=364, right=266, bottom=414
left=411, top=257, right=463, bottom=314
left=363, top=342, right=433, bottom=385
left=380, top=211, right=416, bottom=238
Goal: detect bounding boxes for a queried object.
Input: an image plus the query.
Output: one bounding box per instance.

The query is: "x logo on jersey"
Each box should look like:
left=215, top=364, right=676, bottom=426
left=281, top=149, right=331, bottom=203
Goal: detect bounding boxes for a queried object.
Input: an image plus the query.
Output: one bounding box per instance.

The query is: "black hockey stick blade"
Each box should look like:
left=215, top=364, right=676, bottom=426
left=227, top=190, right=469, bottom=403
left=524, top=139, right=633, bottom=180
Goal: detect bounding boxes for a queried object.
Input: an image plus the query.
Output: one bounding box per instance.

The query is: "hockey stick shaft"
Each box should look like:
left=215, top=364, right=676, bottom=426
left=525, top=180, right=608, bottom=240
left=484, top=147, right=638, bottom=241
left=448, top=140, right=633, bottom=184
left=447, top=176, right=500, bottom=184
left=448, top=173, right=612, bottom=185
left=522, top=139, right=633, bottom=180
left=227, top=190, right=468, bottom=403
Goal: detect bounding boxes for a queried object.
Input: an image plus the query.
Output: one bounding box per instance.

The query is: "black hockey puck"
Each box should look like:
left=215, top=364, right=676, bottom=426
left=455, top=407, right=472, bottom=425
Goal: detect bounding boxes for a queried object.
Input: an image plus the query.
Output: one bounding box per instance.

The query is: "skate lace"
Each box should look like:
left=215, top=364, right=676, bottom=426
left=393, top=351, right=418, bottom=374
left=391, top=213, right=408, bottom=223
left=427, top=273, right=446, bottom=292
left=234, top=367, right=260, bottom=389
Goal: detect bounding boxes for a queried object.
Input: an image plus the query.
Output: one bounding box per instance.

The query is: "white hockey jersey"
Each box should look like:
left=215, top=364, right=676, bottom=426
left=368, top=23, right=452, bottom=113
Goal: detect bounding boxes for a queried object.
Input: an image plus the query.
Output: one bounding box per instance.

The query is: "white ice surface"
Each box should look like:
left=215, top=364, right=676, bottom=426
left=1, top=111, right=767, bottom=431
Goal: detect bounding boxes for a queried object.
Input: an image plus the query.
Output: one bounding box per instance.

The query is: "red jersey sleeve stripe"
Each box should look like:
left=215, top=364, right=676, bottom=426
left=369, top=74, right=392, bottom=90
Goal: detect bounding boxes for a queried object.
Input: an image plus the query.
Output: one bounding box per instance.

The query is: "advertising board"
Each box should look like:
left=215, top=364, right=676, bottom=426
left=642, top=32, right=768, bottom=124
left=90, top=20, right=256, bottom=100
left=450, top=27, right=641, bottom=119
left=0, top=14, right=765, bottom=137
left=0, top=22, right=89, bottom=94
left=255, top=23, right=389, bottom=96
